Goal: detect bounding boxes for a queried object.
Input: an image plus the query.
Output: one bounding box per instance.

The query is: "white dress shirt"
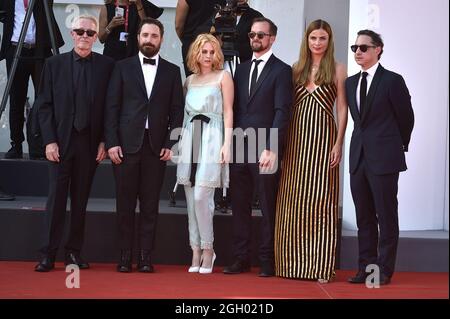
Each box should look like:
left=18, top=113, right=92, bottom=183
left=356, top=62, right=379, bottom=111
left=248, top=49, right=273, bottom=94
left=138, top=51, right=159, bottom=129
left=11, top=0, right=36, bottom=45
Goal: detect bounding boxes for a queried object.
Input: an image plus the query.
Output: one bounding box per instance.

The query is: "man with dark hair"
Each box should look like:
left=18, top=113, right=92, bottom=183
left=346, top=29, right=414, bottom=285
left=0, top=0, right=64, bottom=159
left=105, top=17, right=184, bottom=273
left=223, top=17, right=292, bottom=277
left=35, top=15, right=114, bottom=272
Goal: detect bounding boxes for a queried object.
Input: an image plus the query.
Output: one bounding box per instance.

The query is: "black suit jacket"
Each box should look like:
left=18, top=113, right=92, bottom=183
left=37, top=51, right=115, bottom=158
left=345, top=64, right=414, bottom=175
left=104, top=55, right=184, bottom=154
left=236, top=8, right=263, bottom=63
left=233, top=54, right=293, bottom=157
left=0, top=0, right=64, bottom=60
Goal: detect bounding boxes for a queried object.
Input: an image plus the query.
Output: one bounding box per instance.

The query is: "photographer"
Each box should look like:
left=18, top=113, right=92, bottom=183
left=233, top=0, right=263, bottom=63
left=175, top=0, right=225, bottom=76
left=98, top=0, right=163, bottom=61
left=0, top=0, right=64, bottom=159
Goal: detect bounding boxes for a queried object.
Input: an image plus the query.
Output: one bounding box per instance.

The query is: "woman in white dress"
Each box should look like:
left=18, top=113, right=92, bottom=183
left=176, top=33, right=234, bottom=274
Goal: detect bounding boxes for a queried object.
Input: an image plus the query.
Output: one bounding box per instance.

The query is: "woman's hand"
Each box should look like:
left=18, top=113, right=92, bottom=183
left=330, top=143, right=342, bottom=168
left=108, top=15, right=125, bottom=29
left=220, top=144, right=230, bottom=164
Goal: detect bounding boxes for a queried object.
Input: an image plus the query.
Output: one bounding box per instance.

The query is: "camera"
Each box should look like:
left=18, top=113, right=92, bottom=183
left=211, top=0, right=249, bottom=61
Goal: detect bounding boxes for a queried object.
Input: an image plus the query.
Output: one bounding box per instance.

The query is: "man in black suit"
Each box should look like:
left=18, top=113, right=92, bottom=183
left=34, top=15, right=114, bottom=272
left=346, top=30, right=414, bottom=285
left=0, top=0, right=63, bottom=159
left=105, top=18, right=184, bottom=273
left=223, top=17, right=293, bottom=277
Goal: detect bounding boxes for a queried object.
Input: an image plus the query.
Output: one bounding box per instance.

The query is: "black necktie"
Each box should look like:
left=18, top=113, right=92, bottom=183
left=359, top=71, right=368, bottom=116
left=74, top=59, right=89, bottom=132
left=250, top=59, right=263, bottom=96
left=143, top=57, right=156, bottom=65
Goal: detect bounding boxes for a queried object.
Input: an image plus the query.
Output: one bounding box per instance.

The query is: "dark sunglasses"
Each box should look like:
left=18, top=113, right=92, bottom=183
left=73, top=29, right=97, bottom=37
left=248, top=31, right=271, bottom=39
left=350, top=44, right=377, bottom=53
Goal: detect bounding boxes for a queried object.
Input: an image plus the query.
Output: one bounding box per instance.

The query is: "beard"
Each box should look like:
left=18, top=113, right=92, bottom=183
left=139, top=42, right=160, bottom=57
left=251, top=41, right=266, bottom=52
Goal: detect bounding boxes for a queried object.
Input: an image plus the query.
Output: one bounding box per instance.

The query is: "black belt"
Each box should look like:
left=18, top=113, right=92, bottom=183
left=189, top=114, right=210, bottom=186
left=11, top=41, right=36, bottom=49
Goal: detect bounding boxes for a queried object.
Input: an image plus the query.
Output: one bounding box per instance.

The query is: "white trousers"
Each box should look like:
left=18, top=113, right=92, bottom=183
left=184, top=185, right=215, bottom=250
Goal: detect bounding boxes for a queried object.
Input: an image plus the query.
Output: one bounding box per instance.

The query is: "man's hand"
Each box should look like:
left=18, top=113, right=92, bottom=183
left=108, top=146, right=123, bottom=164
left=96, top=142, right=107, bottom=163
left=160, top=148, right=173, bottom=161
left=259, top=149, right=277, bottom=174
left=45, top=143, right=60, bottom=162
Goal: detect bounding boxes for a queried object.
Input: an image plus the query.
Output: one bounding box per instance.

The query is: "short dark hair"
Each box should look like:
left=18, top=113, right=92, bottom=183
left=357, top=29, right=384, bottom=59
left=252, top=17, right=278, bottom=36
left=138, top=17, right=164, bottom=37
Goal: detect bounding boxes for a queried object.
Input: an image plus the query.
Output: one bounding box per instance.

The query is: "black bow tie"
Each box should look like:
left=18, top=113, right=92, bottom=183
left=143, top=57, right=156, bottom=65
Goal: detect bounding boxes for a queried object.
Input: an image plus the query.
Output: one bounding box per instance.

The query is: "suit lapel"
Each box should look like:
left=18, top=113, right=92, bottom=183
left=64, top=52, right=75, bottom=113
left=240, top=60, right=251, bottom=100
left=349, top=73, right=360, bottom=121
left=248, top=54, right=275, bottom=102
left=88, top=53, right=97, bottom=108
left=132, top=55, right=148, bottom=99
left=361, top=64, right=384, bottom=123
left=149, top=57, right=165, bottom=102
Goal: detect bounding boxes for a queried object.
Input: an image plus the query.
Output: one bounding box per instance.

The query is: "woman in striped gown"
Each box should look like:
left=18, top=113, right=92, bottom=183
left=274, top=20, right=348, bottom=282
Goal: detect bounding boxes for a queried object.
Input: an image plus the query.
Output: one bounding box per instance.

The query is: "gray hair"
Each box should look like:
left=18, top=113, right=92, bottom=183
left=72, top=14, right=99, bottom=33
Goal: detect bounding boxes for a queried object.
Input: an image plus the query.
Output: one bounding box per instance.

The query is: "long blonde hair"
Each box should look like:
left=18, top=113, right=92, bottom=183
left=186, top=33, right=224, bottom=74
left=293, top=19, right=335, bottom=86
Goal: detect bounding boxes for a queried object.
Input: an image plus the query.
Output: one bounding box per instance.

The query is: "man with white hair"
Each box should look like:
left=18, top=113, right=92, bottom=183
left=34, top=15, right=114, bottom=272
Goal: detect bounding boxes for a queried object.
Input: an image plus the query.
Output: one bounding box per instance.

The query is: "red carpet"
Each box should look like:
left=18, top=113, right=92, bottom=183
left=0, top=262, right=448, bottom=299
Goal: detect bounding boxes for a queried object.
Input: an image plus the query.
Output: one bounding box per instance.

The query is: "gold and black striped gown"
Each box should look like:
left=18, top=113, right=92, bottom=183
left=275, top=83, right=338, bottom=280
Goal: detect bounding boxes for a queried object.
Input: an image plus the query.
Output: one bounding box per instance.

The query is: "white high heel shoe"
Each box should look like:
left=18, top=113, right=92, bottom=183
left=199, top=253, right=216, bottom=274
left=188, top=252, right=202, bottom=273
left=188, top=265, right=200, bottom=273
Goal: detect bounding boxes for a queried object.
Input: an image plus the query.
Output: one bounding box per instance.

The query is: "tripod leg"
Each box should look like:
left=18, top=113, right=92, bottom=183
left=0, top=0, right=37, bottom=117
left=43, top=0, right=59, bottom=55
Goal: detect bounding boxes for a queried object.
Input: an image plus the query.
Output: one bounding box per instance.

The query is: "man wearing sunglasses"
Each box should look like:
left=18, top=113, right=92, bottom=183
left=34, top=15, right=114, bottom=272
left=223, top=17, right=292, bottom=277
left=346, top=30, right=414, bottom=285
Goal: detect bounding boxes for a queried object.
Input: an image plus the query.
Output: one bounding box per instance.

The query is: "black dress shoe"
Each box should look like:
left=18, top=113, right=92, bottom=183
left=379, top=273, right=391, bottom=285
left=348, top=270, right=369, bottom=284
left=65, top=252, right=90, bottom=269
left=35, top=256, right=55, bottom=272
left=0, top=188, right=15, bottom=201
left=223, top=260, right=251, bottom=274
left=258, top=264, right=274, bottom=277
left=4, top=143, right=23, bottom=159
left=117, top=250, right=132, bottom=273
left=137, top=249, right=154, bottom=273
